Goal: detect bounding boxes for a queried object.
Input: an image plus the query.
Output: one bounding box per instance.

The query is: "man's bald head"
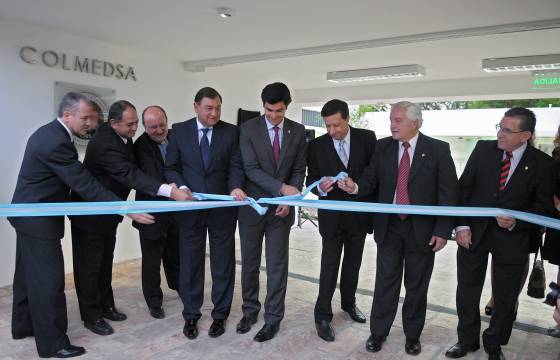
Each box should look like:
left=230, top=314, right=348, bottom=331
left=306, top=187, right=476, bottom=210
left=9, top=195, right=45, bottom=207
left=142, top=105, right=168, bottom=144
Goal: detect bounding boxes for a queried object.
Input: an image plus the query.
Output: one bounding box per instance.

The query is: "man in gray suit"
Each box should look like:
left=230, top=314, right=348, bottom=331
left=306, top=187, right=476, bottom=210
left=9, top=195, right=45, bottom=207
left=236, top=82, right=307, bottom=342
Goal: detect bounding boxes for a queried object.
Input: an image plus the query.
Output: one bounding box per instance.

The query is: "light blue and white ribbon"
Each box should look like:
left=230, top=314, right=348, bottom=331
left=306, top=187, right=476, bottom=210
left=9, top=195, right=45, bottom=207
left=3, top=171, right=560, bottom=230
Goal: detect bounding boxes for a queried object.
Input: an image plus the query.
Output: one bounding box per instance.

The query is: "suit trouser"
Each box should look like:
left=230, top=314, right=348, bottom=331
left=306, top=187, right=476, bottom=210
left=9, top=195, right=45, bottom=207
left=314, top=214, right=367, bottom=322
left=239, top=210, right=291, bottom=326
left=71, top=224, right=118, bottom=322
left=456, top=225, right=527, bottom=353
left=179, top=211, right=236, bottom=321
left=370, top=216, right=435, bottom=340
left=12, top=233, right=70, bottom=357
left=139, top=223, right=180, bottom=308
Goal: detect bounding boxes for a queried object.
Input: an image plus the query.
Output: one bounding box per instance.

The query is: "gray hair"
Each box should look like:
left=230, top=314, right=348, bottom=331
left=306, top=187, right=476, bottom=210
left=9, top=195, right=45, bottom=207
left=392, top=101, right=423, bottom=128
left=57, top=92, right=92, bottom=117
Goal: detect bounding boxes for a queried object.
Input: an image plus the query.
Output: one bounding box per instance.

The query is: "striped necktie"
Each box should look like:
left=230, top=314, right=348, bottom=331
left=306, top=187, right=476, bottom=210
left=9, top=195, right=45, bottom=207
left=498, top=151, right=513, bottom=191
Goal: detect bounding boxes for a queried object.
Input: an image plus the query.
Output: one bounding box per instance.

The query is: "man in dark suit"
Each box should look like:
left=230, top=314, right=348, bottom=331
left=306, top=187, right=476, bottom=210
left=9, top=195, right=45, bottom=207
left=70, top=100, right=191, bottom=337
left=9, top=92, right=154, bottom=358
left=133, top=105, right=180, bottom=319
left=236, top=82, right=307, bottom=342
left=445, top=108, right=555, bottom=360
left=307, top=99, right=376, bottom=342
left=164, top=87, right=245, bottom=340
left=340, top=101, right=459, bottom=355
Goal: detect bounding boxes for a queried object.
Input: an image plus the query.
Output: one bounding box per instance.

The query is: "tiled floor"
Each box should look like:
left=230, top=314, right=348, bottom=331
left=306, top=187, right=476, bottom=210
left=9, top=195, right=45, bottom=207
left=0, top=222, right=558, bottom=359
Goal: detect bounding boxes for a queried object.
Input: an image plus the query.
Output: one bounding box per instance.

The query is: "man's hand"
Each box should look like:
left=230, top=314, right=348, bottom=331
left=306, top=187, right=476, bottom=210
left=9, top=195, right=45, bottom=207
left=429, top=235, right=447, bottom=252
left=496, top=216, right=515, bottom=229
left=337, top=177, right=356, bottom=193
left=170, top=187, right=192, bottom=201
left=280, top=184, right=300, bottom=196
left=456, top=229, right=472, bottom=249
left=319, top=177, right=336, bottom=193
left=230, top=188, right=247, bottom=201
left=128, top=212, right=155, bottom=224
left=275, top=205, right=290, bottom=218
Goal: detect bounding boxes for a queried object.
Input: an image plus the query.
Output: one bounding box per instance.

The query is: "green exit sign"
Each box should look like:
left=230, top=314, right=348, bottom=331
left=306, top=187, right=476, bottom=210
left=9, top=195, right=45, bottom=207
left=532, top=73, right=560, bottom=90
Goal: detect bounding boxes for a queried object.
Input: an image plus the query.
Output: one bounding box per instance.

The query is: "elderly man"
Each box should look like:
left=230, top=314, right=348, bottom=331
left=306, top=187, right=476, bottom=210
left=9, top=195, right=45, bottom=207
left=307, top=99, right=376, bottom=342
left=70, top=100, right=191, bottom=337
left=237, top=82, right=307, bottom=342
left=133, top=106, right=180, bottom=319
left=165, top=87, right=245, bottom=340
left=445, top=108, right=555, bottom=360
left=9, top=92, right=153, bottom=358
left=339, top=101, right=459, bottom=355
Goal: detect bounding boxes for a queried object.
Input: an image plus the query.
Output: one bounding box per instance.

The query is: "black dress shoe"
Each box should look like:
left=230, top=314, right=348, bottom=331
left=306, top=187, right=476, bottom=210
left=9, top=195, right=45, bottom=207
left=183, top=319, right=198, bottom=339
left=101, top=307, right=127, bottom=321
left=365, top=334, right=386, bottom=352
left=236, top=316, right=257, bottom=334
left=47, top=345, right=86, bottom=358
left=209, top=319, right=226, bottom=338
left=315, top=320, right=335, bottom=342
left=445, top=342, right=480, bottom=358
left=84, top=318, right=114, bottom=336
left=12, top=330, right=33, bottom=340
left=148, top=306, right=165, bottom=319
left=253, top=323, right=278, bottom=342
left=405, top=339, right=422, bottom=355
left=343, top=306, right=366, bottom=323
left=488, top=349, right=506, bottom=360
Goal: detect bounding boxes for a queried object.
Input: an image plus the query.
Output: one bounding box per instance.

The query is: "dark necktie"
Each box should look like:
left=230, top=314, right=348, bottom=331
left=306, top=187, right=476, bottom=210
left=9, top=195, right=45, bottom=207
left=396, top=142, right=411, bottom=219
left=200, top=128, right=210, bottom=169
left=158, top=143, right=167, bottom=164
left=498, top=151, right=513, bottom=191
left=272, top=126, right=280, bottom=163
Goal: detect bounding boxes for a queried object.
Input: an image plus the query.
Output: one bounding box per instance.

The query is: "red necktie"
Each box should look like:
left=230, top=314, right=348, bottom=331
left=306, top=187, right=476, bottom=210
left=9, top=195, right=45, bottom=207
left=396, top=142, right=411, bottom=219
left=498, top=151, right=513, bottom=191
left=273, top=126, right=280, bottom=163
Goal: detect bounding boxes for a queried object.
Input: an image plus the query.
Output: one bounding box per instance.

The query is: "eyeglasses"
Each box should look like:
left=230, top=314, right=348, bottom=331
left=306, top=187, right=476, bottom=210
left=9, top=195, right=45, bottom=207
left=495, top=124, right=526, bottom=134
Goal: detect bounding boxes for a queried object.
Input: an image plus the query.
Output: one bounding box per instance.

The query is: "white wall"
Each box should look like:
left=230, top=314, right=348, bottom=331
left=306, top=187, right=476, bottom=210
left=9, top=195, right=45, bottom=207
left=0, top=19, right=197, bottom=287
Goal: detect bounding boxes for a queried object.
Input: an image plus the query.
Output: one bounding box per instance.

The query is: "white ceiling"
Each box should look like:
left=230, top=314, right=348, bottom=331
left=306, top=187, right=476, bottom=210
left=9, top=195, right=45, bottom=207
left=1, top=0, right=560, bottom=100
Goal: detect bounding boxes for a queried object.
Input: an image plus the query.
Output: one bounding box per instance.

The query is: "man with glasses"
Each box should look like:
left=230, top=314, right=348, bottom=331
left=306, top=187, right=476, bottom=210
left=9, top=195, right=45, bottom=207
left=445, top=108, right=555, bottom=360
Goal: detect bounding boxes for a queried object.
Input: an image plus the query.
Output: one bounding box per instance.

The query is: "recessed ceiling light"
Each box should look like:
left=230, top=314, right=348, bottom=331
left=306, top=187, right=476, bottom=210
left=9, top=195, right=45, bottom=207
left=327, top=65, right=425, bottom=83
left=217, top=7, right=234, bottom=18
left=482, top=54, right=560, bottom=73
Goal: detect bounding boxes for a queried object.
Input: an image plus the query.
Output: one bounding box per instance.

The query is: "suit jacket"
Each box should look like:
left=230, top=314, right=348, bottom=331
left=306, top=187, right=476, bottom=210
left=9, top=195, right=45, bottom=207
left=132, top=131, right=175, bottom=238
left=164, top=118, right=244, bottom=227
left=238, top=115, right=307, bottom=225
left=357, top=132, right=459, bottom=249
left=458, top=140, right=555, bottom=263
left=307, top=127, right=377, bottom=236
left=71, top=122, right=161, bottom=234
left=9, top=120, right=119, bottom=239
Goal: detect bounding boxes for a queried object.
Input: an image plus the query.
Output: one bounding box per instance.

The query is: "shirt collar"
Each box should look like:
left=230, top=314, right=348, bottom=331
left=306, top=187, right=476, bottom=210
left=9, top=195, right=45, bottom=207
left=56, top=117, right=74, bottom=142
left=196, top=117, right=213, bottom=131
left=509, top=141, right=527, bottom=160
left=333, top=128, right=351, bottom=144
left=399, top=131, right=419, bottom=150
left=265, top=116, right=284, bottom=131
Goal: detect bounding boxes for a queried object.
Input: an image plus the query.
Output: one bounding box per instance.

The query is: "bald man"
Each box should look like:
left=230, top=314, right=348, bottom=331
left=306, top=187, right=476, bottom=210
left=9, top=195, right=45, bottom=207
left=133, top=106, right=180, bottom=319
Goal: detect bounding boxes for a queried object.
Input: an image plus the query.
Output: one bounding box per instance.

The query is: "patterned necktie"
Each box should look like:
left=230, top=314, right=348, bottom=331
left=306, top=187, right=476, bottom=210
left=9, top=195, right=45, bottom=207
left=396, top=142, right=411, bottom=219
left=498, top=151, right=513, bottom=191
left=200, top=128, right=210, bottom=169
left=273, top=126, right=280, bottom=163
left=338, top=139, right=349, bottom=168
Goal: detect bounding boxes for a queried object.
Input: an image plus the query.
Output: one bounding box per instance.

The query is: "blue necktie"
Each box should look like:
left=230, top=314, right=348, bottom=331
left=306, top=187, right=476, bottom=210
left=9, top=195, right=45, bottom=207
left=200, top=128, right=210, bottom=169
